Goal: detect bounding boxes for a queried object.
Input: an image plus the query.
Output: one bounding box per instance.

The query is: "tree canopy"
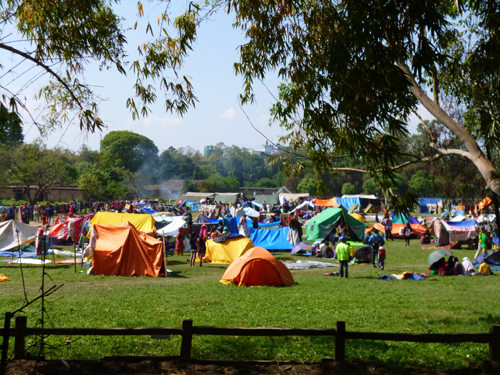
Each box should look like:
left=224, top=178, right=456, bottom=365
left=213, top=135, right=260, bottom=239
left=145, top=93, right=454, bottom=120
left=2, top=0, right=499, bottom=211
left=101, top=131, right=159, bottom=174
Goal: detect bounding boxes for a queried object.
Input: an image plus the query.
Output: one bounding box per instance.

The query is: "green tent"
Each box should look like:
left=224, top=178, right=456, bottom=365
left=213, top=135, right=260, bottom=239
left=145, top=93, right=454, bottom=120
left=392, top=213, right=410, bottom=224
left=214, top=193, right=240, bottom=205
left=306, top=207, right=366, bottom=242
left=255, top=194, right=280, bottom=205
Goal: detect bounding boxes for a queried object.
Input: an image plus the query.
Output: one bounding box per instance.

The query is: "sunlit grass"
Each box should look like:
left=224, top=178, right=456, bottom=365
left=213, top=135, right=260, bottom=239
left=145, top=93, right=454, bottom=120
left=0, top=237, right=496, bottom=369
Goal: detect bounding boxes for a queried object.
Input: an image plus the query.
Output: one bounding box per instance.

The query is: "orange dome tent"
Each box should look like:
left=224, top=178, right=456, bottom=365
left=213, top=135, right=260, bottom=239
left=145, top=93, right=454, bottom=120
left=220, top=247, right=295, bottom=287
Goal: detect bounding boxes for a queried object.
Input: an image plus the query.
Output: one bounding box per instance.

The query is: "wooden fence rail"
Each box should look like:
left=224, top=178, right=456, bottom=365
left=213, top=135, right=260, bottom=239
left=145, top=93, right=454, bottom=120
left=1, top=316, right=499, bottom=368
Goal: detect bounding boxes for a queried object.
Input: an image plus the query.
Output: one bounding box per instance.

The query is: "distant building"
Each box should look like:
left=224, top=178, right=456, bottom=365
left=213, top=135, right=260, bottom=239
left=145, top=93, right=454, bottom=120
left=204, top=145, right=215, bottom=158
left=1, top=185, right=83, bottom=202
left=252, top=141, right=284, bottom=156
left=143, top=180, right=202, bottom=200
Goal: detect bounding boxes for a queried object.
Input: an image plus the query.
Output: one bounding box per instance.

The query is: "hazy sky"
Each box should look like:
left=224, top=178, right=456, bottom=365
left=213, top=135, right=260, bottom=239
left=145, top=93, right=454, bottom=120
left=3, top=2, right=431, bottom=154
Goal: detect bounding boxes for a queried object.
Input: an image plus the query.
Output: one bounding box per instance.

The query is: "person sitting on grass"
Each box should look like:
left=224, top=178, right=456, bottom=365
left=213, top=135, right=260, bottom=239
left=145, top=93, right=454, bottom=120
left=428, top=257, right=446, bottom=276
left=462, top=257, right=474, bottom=273
left=420, top=226, right=431, bottom=244
left=478, top=259, right=494, bottom=275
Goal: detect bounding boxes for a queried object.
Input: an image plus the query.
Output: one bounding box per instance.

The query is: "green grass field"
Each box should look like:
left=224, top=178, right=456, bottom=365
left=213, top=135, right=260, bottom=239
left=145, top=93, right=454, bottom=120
left=0, top=235, right=498, bottom=369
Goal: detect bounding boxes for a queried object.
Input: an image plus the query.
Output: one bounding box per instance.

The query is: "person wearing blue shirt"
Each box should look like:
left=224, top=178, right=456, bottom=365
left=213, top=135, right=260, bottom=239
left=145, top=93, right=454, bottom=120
left=45, top=204, right=54, bottom=226
left=369, top=229, right=385, bottom=268
left=8, top=203, right=16, bottom=220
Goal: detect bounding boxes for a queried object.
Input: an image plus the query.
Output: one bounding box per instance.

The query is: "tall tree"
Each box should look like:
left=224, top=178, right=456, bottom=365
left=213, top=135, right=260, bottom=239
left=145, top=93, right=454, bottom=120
left=101, top=131, right=159, bottom=174
left=0, top=144, right=68, bottom=204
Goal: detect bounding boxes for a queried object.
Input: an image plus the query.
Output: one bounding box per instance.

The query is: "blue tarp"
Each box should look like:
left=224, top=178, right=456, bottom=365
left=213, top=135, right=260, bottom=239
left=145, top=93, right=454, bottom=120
left=418, top=198, right=442, bottom=213
left=250, top=227, right=292, bottom=250
left=335, top=197, right=361, bottom=210
left=246, top=218, right=280, bottom=229
left=201, top=215, right=220, bottom=224
left=223, top=217, right=239, bottom=234
left=446, top=219, right=477, bottom=228
left=141, top=207, right=157, bottom=215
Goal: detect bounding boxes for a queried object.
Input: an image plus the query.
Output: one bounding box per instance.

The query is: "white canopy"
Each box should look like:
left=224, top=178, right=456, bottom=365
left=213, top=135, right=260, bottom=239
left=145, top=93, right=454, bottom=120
left=0, top=220, right=38, bottom=251
left=243, top=207, right=260, bottom=218
left=157, top=217, right=186, bottom=236
left=291, top=201, right=317, bottom=212
left=341, top=194, right=378, bottom=199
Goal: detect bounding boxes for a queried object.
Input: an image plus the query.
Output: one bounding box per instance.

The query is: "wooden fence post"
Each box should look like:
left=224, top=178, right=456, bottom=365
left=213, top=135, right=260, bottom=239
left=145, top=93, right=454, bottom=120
left=335, top=321, right=346, bottom=362
left=180, top=319, right=193, bottom=361
left=489, top=325, right=500, bottom=361
left=1, top=312, right=13, bottom=375
left=14, top=316, right=27, bottom=360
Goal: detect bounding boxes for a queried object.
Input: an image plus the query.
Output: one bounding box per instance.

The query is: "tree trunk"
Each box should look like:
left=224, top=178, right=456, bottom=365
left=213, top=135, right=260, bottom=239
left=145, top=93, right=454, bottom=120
left=486, top=146, right=500, bottom=230
left=400, top=64, right=500, bottom=197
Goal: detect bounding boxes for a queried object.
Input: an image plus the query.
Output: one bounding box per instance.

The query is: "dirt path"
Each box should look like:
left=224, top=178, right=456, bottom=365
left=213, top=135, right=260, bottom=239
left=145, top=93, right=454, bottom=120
left=6, top=358, right=500, bottom=375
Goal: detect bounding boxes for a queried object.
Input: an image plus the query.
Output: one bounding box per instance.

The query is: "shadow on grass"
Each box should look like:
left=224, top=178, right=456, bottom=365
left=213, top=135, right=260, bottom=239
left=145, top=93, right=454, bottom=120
left=478, top=314, right=500, bottom=325
left=168, top=271, right=188, bottom=279
left=165, top=260, right=189, bottom=266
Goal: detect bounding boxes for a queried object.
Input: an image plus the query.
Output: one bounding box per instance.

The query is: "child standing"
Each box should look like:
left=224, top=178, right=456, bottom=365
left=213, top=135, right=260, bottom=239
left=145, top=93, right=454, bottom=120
left=378, top=246, right=386, bottom=271
left=174, top=233, right=185, bottom=255
left=189, top=233, right=198, bottom=267
left=197, top=225, right=208, bottom=267
left=404, top=222, right=412, bottom=247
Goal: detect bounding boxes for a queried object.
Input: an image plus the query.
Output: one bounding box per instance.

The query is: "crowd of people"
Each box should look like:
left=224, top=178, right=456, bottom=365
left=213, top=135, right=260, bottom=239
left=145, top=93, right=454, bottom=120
left=1, top=194, right=498, bottom=277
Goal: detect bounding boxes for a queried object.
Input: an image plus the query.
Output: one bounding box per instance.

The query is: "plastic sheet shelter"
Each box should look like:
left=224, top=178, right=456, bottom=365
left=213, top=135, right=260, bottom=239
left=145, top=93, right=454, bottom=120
left=418, top=198, right=442, bottom=214
left=220, top=247, right=295, bottom=286
left=92, top=222, right=163, bottom=277
left=336, top=197, right=361, bottom=210
left=428, top=218, right=477, bottom=243
left=250, top=227, right=292, bottom=250
left=306, top=207, right=366, bottom=242
left=477, top=197, right=493, bottom=211
left=365, top=222, right=428, bottom=238
left=176, top=192, right=215, bottom=203
left=91, top=212, right=155, bottom=233
left=156, top=217, right=186, bottom=236
left=202, top=236, right=255, bottom=264
left=312, top=198, right=338, bottom=207
left=49, top=217, right=85, bottom=241
left=0, top=220, right=38, bottom=251
left=255, top=194, right=280, bottom=205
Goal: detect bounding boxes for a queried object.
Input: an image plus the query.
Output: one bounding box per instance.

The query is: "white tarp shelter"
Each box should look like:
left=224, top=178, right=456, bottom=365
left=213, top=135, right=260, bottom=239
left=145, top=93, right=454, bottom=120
left=291, top=201, right=317, bottom=213
left=0, top=220, right=38, bottom=251
left=157, top=217, right=186, bottom=236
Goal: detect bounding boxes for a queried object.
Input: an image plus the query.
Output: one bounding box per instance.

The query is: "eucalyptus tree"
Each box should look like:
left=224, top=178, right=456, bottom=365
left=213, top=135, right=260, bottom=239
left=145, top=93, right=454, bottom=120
left=3, top=0, right=500, bottom=213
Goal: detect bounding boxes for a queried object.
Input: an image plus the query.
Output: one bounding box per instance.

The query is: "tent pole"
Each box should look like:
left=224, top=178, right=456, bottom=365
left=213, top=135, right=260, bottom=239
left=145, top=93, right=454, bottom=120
left=74, top=242, right=76, bottom=273
left=162, top=234, right=167, bottom=278
left=51, top=236, right=55, bottom=264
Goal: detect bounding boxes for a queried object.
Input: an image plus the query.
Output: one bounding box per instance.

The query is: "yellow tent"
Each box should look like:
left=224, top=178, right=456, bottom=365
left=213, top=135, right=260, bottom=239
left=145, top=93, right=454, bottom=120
left=201, top=237, right=255, bottom=264
left=90, top=212, right=155, bottom=233
left=350, top=213, right=366, bottom=224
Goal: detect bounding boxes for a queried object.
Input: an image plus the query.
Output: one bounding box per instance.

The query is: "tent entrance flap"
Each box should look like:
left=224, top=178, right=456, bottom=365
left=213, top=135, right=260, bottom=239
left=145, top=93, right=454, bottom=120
left=319, top=217, right=341, bottom=239
left=306, top=207, right=365, bottom=242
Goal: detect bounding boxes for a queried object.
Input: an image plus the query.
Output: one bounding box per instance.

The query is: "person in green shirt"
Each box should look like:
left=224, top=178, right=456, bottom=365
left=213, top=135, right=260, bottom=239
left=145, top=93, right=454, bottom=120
left=336, top=236, right=351, bottom=278
left=481, top=231, right=489, bottom=254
